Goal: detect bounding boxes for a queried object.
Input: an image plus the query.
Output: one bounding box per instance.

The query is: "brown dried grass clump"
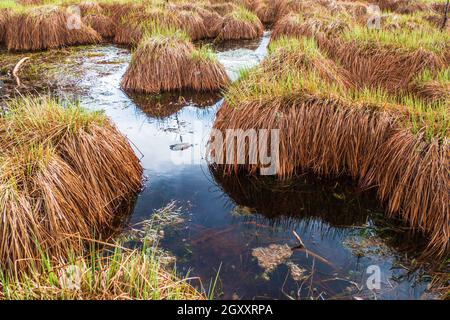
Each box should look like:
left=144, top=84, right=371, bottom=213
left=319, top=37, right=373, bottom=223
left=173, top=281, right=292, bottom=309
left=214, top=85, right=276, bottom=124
left=187, top=46, right=230, bottom=91
left=5, top=6, right=101, bottom=51
left=175, top=10, right=209, bottom=40
left=363, top=131, right=449, bottom=256
left=217, top=6, right=264, bottom=40
left=76, top=1, right=104, bottom=16
left=0, top=9, right=11, bottom=45
left=82, top=14, right=117, bottom=39
left=113, top=8, right=180, bottom=46
left=0, top=97, right=142, bottom=271
left=205, top=2, right=237, bottom=16
left=121, top=30, right=229, bottom=93
left=98, top=1, right=145, bottom=21
left=317, top=27, right=450, bottom=94
left=196, top=6, right=224, bottom=38
left=16, top=0, right=44, bottom=5
left=411, top=69, right=450, bottom=102
left=211, top=37, right=450, bottom=256
left=214, top=95, right=449, bottom=256
left=413, top=81, right=450, bottom=102
left=121, top=30, right=194, bottom=93
left=252, top=0, right=289, bottom=25
left=271, top=12, right=350, bottom=40
left=376, top=0, right=430, bottom=13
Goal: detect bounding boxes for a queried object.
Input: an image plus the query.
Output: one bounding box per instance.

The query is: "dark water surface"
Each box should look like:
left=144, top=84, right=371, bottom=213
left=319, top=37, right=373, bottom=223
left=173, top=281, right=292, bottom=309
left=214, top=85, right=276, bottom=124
left=0, top=33, right=433, bottom=299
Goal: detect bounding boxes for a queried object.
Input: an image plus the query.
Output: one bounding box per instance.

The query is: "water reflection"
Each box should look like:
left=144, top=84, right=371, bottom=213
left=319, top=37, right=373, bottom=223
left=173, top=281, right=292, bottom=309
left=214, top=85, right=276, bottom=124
left=209, top=166, right=373, bottom=229
left=126, top=91, right=222, bottom=119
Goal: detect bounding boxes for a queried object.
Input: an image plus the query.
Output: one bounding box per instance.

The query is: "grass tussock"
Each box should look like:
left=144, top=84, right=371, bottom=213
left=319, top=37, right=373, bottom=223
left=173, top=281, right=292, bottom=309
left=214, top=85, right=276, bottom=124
left=412, top=68, right=450, bottom=102
left=0, top=8, right=11, bottom=44
left=204, top=2, right=237, bottom=16
left=213, top=36, right=449, bottom=256
left=188, top=45, right=231, bottom=91
left=0, top=97, right=142, bottom=271
left=0, top=244, right=203, bottom=300
left=5, top=5, right=101, bottom=51
left=376, top=0, right=431, bottom=14
left=271, top=11, right=350, bottom=40
left=318, top=25, right=450, bottom=94
left=121, top=28, right=229, bottom=93
left=113, top=7, right=180, bottom=46
left=175, top=10, right=209, bottom=41
left=217, top=6, right=264, bottom=40
left=195, top=6, right=224, bottom=38
left=82, top=13, right=116, bottom=39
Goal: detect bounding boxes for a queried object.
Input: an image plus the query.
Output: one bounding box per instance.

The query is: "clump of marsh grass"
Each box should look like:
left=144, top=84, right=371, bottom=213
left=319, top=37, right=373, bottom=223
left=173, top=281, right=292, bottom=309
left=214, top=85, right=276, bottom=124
left=216, top=6, right=264, bottom=40
left=121, top=28, right=193, bottom=93
left=113, top=6, right=180, bottom=46
left=271, top=11, right=351, bottom=41
left=204, top=1, right=237, bottom=16
left=0, top=8, right=11, bottom=44
left=213, top=37, right=449, bottom=257
left=376, top=0, right=431, bottom=14
left=175, top=10, right=209, bottom=41
left=318, top=25, right=450, bottom=94
left=82, top=13, right=117, bottom=39
left=5, top=5, right=101, bottom=51
left=411, top=68, right=450, bottom=102
left=121, top=28, right=229, bottom=93
left=252, top=0, right=289, bottom=25
left=0, top=243, right=203, bottom=300
left=0, top=96, right=142, bottom=271
left=187, top=45, right=230, bottom=91
left=194, top=5, right=224, bottom=38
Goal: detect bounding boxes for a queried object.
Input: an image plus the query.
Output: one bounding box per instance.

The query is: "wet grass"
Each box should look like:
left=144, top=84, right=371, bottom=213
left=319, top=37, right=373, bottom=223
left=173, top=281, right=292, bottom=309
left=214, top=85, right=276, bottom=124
left=341, top=25, right=450, bottom=53
left=0, top=200, right=204, bottom=300
left=0, top=244, right=203, bottom=300
left=0, top=96, right=142, bottom=271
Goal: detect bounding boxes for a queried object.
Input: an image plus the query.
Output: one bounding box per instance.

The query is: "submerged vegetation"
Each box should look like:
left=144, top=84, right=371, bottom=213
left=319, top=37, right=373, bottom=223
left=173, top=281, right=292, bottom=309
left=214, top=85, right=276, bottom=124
left=0, top=203, right=203, bottom=300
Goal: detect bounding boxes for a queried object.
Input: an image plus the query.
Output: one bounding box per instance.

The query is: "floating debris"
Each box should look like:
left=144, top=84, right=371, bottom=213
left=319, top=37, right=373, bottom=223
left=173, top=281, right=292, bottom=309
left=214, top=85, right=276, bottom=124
left=286, top=262, right=308, bottom=282
left=343, top=234, right=392, bottom=258
left=231, top=205, right=256, bottom=217
left=119, top=201, right=185, bottom=247
left=252, top=244, right=292, bottom=277
left=170, top=143, right=193, bottom=151
left=164, top=127, right=180, bottom=133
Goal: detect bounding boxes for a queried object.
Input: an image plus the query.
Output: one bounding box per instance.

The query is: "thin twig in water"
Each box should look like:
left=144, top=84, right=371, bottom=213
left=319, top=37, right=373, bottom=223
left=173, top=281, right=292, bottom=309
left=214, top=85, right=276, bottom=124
left=13, top=57, right=30, bottom=87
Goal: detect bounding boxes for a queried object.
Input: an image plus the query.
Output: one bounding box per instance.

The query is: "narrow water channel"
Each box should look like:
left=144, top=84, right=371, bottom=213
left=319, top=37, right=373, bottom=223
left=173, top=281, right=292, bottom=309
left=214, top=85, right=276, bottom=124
left=0, top=33, right=433, bottom=299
